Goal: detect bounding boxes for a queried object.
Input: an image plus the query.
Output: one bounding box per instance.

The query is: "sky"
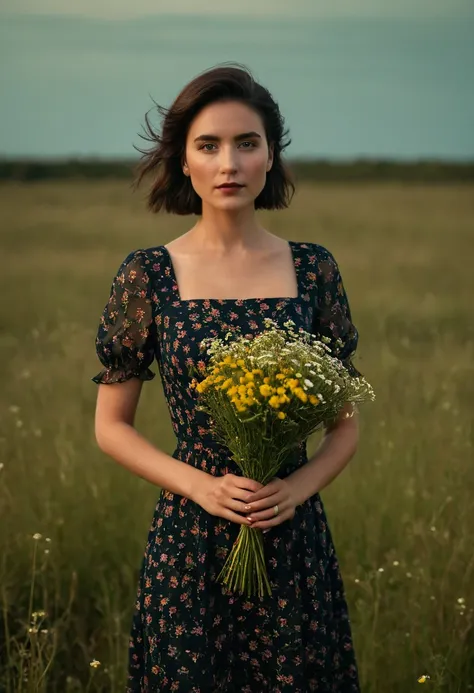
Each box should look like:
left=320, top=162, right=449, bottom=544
left=1, top=0, right=473, bottom=160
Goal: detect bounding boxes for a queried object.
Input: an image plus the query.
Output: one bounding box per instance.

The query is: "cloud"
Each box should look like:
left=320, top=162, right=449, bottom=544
left=2, top=0, right=473, bottom=19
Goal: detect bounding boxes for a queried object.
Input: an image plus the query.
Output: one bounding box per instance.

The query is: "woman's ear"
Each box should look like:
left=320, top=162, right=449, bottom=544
left=267, top=142, right=274, bottom=172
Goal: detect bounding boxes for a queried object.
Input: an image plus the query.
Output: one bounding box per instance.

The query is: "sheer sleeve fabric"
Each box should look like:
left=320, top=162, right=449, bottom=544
left=313, top=246, right=362, bottom=378
left=91, top=249, right=157, bottom=385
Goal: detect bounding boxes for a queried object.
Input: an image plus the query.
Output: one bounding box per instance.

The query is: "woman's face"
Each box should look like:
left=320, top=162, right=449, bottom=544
left=183, top=100, right=274, bottom=211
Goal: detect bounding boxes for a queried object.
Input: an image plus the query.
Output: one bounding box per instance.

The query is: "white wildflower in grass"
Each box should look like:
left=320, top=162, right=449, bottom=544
left=90, top=660, right=101, bottom=669
left=190, top=317, right=375, bottom=597
left=32, top=533, right=42, bottom=541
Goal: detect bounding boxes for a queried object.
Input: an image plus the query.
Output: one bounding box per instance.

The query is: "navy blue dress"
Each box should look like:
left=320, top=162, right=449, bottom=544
left=92, top=241, right=362, bottom=693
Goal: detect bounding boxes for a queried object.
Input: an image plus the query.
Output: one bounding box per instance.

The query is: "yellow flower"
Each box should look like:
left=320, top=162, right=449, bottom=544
left=278, top=394, right=289, bottom=404
left=275, top=373, right=286, bottom=381
left=236, top=359, right=246, bottom=367
left=90, top=660, right=101, bottom=669
left=221, top=378, right=233, bottom=390
left=268, top=396, right=281, bottom=409
left=417, top=675, right=430, bottom=683
left=263, top=376, right=271, bottom=384
left=277, top=411, right=286, bottom=419
left=294, top=388, right=308, bottom=403
left=286, top=378, right=299, bottom=391
left=252, top=368, right=263, bottom=376
left=276, top=386, right=286, bottom=395
left=227, top=386, right=238, bottom=397
left=238, top=385, right=247, bottom=396
left=259, top=384, right=273, bottom=398
left=244, top=372, right=254, bottom=382
left=309, top=395, right=320, bottom=405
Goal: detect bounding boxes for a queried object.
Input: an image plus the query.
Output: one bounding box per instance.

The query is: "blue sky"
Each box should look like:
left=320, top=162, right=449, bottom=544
left=1, top=1, right=473, bottom=160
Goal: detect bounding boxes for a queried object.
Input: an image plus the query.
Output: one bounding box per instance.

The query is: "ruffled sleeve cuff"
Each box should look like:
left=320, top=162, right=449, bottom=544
left=91, top=366, right=156, bottom=385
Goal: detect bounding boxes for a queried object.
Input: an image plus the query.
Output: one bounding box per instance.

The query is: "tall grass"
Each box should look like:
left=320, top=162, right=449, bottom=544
left=0, top=181, right=473, bottom=691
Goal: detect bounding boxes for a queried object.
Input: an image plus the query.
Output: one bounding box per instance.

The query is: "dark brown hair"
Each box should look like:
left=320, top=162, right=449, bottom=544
left=134, top=62, right=295, bottom=215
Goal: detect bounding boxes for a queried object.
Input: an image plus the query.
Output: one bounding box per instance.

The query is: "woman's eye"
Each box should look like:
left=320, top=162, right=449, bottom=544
left=200, top=141, right=256, bottom=151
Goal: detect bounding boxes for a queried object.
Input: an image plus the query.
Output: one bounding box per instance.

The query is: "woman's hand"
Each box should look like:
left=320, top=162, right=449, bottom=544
left=243, top=477, right=297, bottom=531
left=195, top=473, right=264, bottom=525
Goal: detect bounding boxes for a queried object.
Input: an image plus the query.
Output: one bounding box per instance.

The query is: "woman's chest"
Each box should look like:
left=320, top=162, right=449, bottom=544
left=155, top=299, right=313, bottom=377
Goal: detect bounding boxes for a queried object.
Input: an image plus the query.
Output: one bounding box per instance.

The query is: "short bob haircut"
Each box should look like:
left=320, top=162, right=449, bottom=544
left=134, top=62, right=295, bottom=215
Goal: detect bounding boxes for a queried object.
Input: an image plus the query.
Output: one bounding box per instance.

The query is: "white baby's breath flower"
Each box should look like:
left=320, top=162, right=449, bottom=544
left=32, top=533, right=42, bottom=541
left=304, top=379, right=314, bottom=389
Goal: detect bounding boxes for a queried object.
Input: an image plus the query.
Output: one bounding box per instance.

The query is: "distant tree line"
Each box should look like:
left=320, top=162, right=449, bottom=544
left=0, top=158, right=473, bottom=183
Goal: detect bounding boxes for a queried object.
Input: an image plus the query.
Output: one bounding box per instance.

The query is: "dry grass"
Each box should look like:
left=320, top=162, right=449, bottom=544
left=0, top=180, right=473, bottom=692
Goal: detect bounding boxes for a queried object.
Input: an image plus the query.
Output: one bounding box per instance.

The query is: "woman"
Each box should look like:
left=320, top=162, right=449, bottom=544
left=92, top=63, right=363, bottom=693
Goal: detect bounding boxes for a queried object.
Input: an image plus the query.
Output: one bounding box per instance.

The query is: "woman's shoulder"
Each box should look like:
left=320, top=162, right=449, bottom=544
left=118, top=246, right=168, bottom=274
left=294, top=241, right=336, bottom=266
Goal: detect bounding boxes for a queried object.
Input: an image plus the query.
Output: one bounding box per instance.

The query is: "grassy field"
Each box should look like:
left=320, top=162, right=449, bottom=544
left=0, top=180, right=473, bottom=692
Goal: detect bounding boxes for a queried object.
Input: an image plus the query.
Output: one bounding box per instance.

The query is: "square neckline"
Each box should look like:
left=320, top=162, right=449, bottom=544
left=160, top=240, right=302, bottom=303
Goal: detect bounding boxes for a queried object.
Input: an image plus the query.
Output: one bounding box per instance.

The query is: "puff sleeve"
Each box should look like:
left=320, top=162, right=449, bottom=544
left=313, top=247, right=363, bottom=378
left=91, top=249, right=157, bottom=384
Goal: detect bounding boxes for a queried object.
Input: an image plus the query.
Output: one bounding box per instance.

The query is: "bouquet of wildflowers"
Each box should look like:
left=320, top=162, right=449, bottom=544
left=190, top=318, right=375, bottom=597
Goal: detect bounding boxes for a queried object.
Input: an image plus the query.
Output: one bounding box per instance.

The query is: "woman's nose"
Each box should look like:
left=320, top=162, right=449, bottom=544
left=219, top=148, right=238, bottom=172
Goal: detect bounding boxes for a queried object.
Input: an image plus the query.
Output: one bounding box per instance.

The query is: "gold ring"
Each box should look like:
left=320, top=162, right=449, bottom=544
left=273, top=504, right=279, bottom=516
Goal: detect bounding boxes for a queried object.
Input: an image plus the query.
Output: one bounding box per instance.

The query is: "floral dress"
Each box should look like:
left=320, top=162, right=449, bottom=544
left=92, top=241, right=363, bottom=693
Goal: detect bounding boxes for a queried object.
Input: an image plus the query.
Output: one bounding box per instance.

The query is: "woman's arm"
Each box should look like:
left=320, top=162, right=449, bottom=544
left=94, top=378, right=262, bottom=522
left=95, top=378, right=209, bottom=501
left=284, top=402, right=359, bottom=506
left=243, top=403, right=359, bottom=529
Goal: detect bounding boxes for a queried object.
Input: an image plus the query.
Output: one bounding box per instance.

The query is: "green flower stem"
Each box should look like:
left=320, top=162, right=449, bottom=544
left=217, top=525, right=272, bottom=598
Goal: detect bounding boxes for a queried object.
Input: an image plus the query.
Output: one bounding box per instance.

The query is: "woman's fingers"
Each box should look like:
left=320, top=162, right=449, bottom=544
left=225, top=509, right=253, bottom=526
left=247, top=501, right=286, bottom=523
left=231, top=474, right=264, bottom=494
left=245, top=490, right=282, bottom=516
left=227, top=497, right=258, bottom=516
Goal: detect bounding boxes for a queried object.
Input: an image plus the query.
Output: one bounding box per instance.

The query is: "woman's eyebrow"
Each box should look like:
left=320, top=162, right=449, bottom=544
left=193, top=131, right=262, bottom=143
